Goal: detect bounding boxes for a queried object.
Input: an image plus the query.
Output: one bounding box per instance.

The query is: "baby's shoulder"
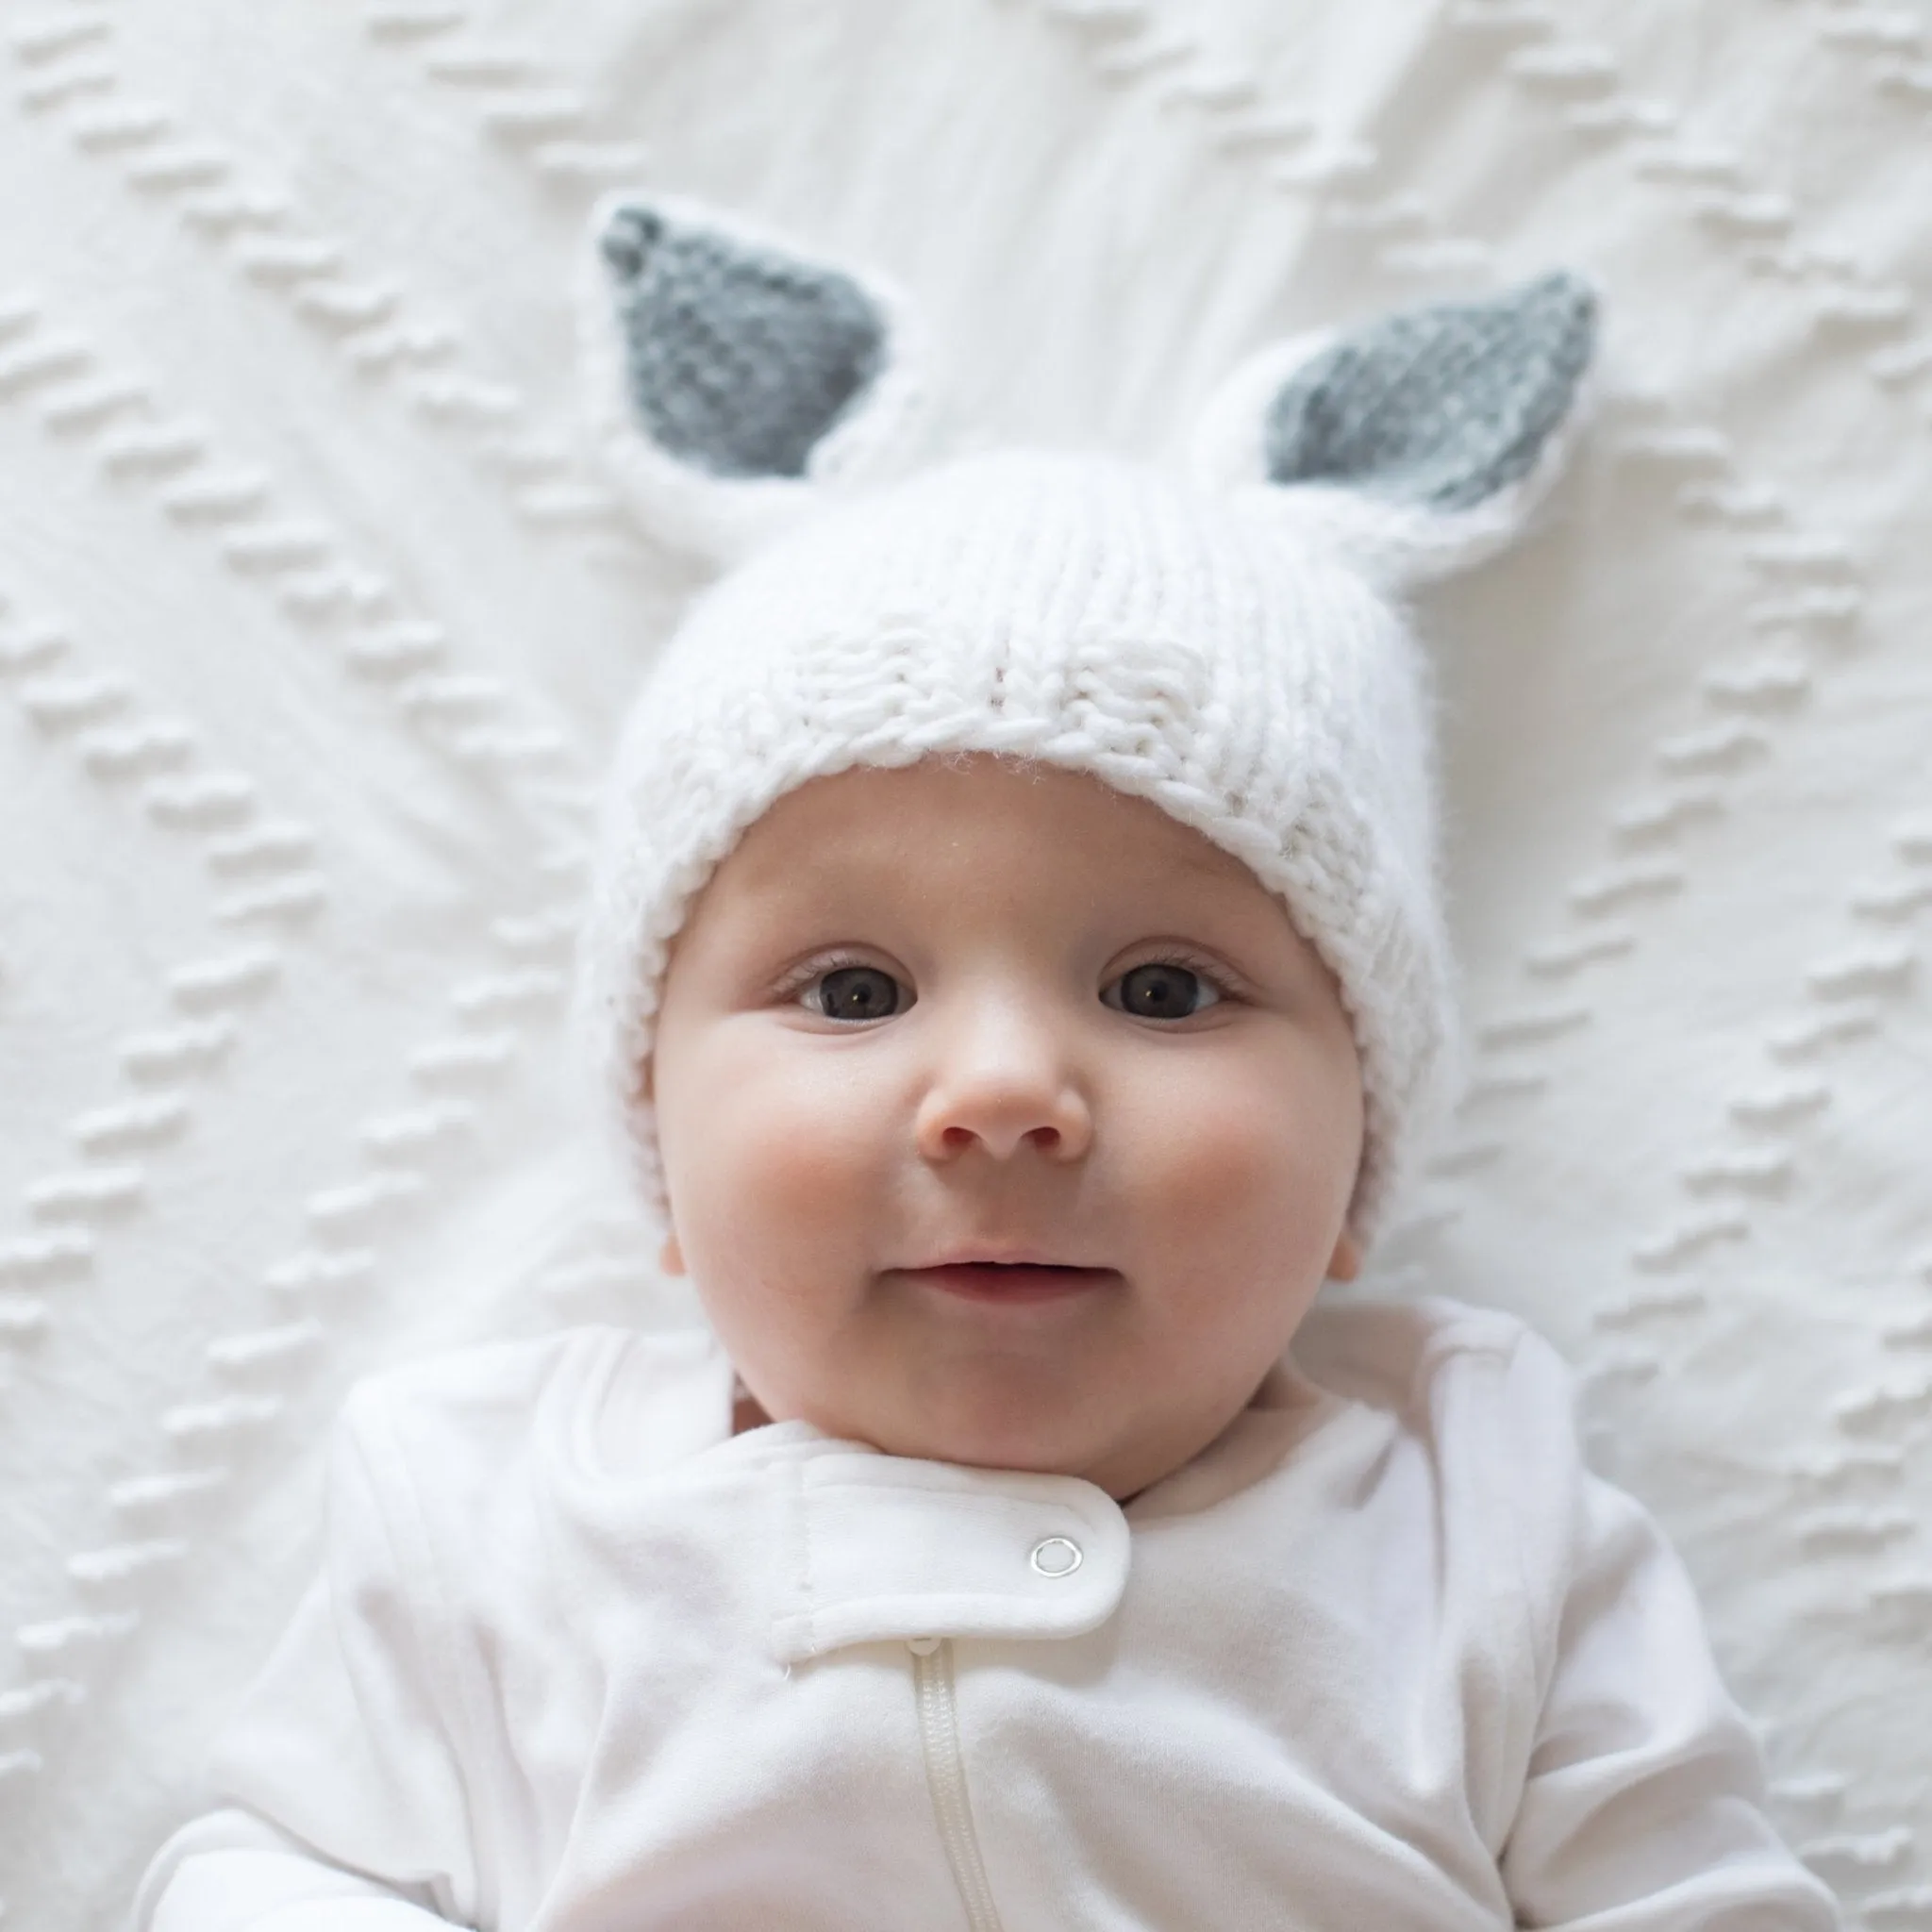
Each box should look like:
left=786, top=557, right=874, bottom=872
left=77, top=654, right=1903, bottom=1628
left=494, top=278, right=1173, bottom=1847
left=1291, top=1293, right=1577, bottom=1441
left=336, top=1323, right=729, bottom=1488
left=1288, top=1297, right=1592, bottom=1594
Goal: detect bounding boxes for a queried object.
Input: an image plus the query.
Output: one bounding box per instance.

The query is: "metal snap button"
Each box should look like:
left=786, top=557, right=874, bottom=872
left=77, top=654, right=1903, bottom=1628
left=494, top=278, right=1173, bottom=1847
left=1029, top=1535, right=1083, bottom=1578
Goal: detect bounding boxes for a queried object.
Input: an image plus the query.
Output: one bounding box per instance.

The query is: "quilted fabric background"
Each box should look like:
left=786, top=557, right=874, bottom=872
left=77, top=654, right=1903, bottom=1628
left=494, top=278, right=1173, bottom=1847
left=2, top=1, right=1929, bottom=1924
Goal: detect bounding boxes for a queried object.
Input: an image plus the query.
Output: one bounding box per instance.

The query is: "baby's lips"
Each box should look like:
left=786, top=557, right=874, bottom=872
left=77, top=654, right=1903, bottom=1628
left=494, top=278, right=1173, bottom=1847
left=901, top=1262, right=1123, bottom=1305
left=897, top=1241, right=1108, bottom=1272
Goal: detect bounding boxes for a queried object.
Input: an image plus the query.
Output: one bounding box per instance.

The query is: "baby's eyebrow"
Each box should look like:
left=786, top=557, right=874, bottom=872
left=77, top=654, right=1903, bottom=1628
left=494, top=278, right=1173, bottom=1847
left=1153, top=841, right=1272, bottom=893
left=1170, top=843, right=1249, bottom=880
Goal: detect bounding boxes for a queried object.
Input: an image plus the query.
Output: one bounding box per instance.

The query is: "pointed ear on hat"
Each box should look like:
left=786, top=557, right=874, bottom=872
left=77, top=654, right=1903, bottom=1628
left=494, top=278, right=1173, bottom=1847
left=1191, top=271, right=1599, bottom=586
left=579, top=193, right=938, bottom=563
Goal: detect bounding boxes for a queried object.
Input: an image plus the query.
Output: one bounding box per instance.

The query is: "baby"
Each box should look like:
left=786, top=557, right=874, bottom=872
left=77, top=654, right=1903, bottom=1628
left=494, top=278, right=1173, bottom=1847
left=135, top=203, right=1840, bottom=1930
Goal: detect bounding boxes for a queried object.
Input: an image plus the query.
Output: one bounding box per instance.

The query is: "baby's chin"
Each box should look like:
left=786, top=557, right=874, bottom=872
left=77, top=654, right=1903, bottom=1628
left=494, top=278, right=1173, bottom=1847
left=799, top=1380, right=1225, bottom=1503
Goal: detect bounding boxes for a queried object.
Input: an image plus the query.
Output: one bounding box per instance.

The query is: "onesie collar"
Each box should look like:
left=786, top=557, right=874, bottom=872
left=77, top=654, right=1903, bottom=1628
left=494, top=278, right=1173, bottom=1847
left=586, top=1324, right=1348, bottom=1661
left=752, top=1435, right=1130, bottom=1664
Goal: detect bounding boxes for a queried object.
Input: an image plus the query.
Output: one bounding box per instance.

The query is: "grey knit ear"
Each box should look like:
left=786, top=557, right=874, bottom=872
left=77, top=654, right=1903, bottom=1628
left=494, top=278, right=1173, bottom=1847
left=597, top=203, right=888, bottom=481
left=1263, top=272, right=1596, bottom=512
left=580, top=194, right=935, bottom=561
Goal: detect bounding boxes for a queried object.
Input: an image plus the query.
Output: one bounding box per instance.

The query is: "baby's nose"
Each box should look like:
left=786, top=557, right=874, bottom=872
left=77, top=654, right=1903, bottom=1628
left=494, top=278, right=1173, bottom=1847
left=912, top=998, right=1093, bottom=1164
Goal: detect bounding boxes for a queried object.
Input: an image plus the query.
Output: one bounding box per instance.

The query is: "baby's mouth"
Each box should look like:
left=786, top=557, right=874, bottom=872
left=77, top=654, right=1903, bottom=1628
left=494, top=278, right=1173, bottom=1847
left=905, top=1261, right=1121, bottom=1304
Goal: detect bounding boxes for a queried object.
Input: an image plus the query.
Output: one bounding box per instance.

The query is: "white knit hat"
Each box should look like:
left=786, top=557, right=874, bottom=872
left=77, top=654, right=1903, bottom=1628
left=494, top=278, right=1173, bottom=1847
left=575, top=195, right=1598, bottom=1238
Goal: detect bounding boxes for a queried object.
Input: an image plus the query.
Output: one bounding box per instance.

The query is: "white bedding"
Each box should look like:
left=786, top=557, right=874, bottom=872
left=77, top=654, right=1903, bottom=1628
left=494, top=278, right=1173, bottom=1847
left=1, top=0, right=1927, bottom=1923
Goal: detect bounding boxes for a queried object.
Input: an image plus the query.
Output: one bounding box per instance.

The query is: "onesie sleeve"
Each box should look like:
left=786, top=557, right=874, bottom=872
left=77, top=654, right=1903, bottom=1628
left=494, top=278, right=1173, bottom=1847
left=135, top=1382, right=486, bottom=1930
left=1493, top=1328, right=1842, bottom=1930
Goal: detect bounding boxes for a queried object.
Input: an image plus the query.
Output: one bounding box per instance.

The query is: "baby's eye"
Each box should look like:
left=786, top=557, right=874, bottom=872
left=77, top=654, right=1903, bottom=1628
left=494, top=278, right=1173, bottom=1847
left=1103, top=962, right=1223, bottom=1021
left=806, top=964, right=911, bottom=1023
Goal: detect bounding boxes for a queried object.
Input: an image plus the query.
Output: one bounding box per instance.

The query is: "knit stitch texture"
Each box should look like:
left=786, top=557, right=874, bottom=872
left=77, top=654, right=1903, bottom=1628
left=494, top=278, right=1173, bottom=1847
left=1266, top=272, right=1594, bottom=511
left=600, top=206, right=887, bottom=481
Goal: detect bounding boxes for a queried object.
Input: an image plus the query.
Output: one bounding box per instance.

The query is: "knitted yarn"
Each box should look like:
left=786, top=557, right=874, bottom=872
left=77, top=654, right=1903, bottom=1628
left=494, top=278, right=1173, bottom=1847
left=574, top=197, right=1598, bottom=1243
left=579, top=449, right=1445, bottom=1237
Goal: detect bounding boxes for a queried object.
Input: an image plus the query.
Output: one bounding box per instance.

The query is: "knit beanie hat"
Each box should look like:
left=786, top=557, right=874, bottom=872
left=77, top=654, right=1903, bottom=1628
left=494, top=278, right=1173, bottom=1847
left=575, top=196, right=1598, bottom=1240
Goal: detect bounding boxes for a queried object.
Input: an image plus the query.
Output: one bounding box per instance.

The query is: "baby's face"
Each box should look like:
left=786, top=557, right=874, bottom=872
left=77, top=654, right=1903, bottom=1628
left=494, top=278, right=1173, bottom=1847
left=651, top=756, right=1363, bottom=1500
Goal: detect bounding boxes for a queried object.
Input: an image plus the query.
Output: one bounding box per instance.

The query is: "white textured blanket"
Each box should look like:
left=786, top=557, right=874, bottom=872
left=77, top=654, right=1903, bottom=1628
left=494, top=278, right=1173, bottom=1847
left=2, top=1, right=1928, bottom=1924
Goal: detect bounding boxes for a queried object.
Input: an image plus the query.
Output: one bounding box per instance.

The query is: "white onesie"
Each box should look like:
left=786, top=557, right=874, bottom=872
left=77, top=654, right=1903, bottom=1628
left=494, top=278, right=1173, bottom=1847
left=136, top=1297, right=1839, bottom=1931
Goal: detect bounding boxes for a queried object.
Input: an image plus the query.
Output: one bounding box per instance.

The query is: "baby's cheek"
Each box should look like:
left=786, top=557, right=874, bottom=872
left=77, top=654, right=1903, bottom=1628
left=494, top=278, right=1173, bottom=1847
left=668, top=1047, right=892, bottom=1275
left=1122, top=1051, right=1352, bottom=1271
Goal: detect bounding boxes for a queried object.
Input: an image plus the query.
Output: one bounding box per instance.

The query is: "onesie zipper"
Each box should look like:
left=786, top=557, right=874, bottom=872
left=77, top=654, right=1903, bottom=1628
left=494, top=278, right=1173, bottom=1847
left=908, top=1638, right=1006, bottom=1932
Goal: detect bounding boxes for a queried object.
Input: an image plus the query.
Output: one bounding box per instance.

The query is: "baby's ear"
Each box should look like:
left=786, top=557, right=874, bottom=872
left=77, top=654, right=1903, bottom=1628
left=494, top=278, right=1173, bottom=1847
left=1191, top=272, right=1598, bottom=586
left=579, top=193, right=937, bottom=562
